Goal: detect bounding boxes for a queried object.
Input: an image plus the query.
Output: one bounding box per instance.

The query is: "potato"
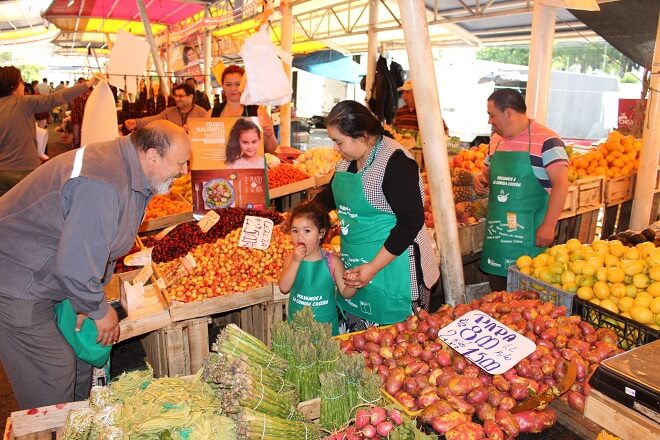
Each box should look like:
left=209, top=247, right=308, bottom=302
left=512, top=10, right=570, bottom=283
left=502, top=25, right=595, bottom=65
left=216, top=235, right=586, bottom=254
left=492, top=375, right=511, bottom=392
left=512, top=409, right=557, bottom=433
left=567, top=390, right=586, bottom=412
left=476, top=402, right=497, bottom=422
left=446, top=393, right=476, bottom=415
left=495, top=409, right=520, bottom=437
left=448, top=376, right=481, bottom=396
left=420, top=399, right=454, bottom=424
left=509, top=383, right=529, bottom=401
left=483, top=419, right=505, bottom=440
left=498, top=396, right=516, bottom=412
left=467, top=386, right=489, bottom=405
left=486, top=386, right=504, bottom=407
left=430, top=411, right=471, bottom=435
left=384, top=368, right=405, bottom=395
left=445, top=421, right=486, bottom=440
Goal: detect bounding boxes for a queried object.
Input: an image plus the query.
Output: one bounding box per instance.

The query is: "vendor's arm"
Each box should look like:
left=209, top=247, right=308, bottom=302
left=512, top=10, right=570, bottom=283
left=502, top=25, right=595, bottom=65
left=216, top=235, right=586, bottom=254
left=536, top=163, right=569, bottom=247
left=330, top=253, right=356, bottom=298
left=27, top=77, right=99, bottom=114
left=258, top=107, right=278, bottom=153
left=53, top=178, right=121, bottom=345
left=126, top=109, right=167, bottom=131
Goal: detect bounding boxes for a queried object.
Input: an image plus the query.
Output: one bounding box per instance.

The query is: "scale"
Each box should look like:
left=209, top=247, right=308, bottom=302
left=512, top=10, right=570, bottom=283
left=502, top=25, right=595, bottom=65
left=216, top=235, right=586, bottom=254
left=588, top=340, right=660, bottom=423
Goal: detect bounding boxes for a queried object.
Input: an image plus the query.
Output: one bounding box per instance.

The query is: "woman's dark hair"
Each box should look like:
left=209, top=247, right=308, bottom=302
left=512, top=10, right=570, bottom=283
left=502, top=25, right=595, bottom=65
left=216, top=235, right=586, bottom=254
left=221, top=65, right=245, bottom=84
left=183, top=46, right=197, bottom=65
left=288, top=202, right=331, bottom=243
left=325, top=100, right=383, bottom=139
left=225, top=117, right=261, bottom=163
left=0, top=66, right=22, bottom=98
left=488, top=88, right=527, bottom=114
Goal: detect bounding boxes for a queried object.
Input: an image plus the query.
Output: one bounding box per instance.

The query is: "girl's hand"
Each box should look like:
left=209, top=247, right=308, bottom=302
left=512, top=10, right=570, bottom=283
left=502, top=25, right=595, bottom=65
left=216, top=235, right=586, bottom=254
left=343, top=263, right=377, bottom=289
left=293, top=242, right=306, bottom=261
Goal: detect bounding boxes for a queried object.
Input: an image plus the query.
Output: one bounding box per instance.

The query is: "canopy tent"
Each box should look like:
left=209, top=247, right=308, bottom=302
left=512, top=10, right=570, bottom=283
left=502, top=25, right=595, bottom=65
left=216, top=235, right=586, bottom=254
left=292, top=49, right=364, bottom=83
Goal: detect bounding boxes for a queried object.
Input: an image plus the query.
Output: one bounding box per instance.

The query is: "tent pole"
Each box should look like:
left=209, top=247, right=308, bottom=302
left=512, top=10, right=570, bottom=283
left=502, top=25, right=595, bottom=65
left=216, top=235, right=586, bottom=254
left=398, top=0, right=466, bottom=305
left=365, top=0, right=379, bottom=102
left=630, top=14, right=660, bottom=229
left=526, top=2, right=556, bottom=124
left=136, top=0, right=169, bottom=96
left=280, top=1, right=293, bottom=147
left=204, top=8, right=213, bottom=104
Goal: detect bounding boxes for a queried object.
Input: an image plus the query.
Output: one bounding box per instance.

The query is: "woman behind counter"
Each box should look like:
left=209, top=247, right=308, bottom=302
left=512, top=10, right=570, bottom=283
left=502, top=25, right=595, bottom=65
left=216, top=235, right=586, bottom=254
left=314, top=100, right=439, bottom=332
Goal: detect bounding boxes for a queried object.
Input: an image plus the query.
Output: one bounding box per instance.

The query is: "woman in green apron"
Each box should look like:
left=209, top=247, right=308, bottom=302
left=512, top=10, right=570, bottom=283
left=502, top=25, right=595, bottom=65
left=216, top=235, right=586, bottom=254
left=313, top=101, right=439, bottom=332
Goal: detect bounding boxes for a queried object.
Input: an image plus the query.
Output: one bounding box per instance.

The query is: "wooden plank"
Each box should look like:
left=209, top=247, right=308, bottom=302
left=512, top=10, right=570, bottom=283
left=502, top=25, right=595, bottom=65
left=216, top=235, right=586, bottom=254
left=187, top=318, right=210, bottom=374
left=314, top=172, right=334, bottom=187
left=9, top=401, right=88, bottom=439
left=297, top=397, right=321, bottom=422
left=615, top=200, right=633, bottom=233
left=119, top=283, right=172, bottom=342
left=601, top=204, right=619, bottom=239
left=650, top=192, right=660, bottom=224
left=576, top=176, right=605, bottom=212
left=577, top=208, right=600, bottom=244
left=164, top=322, right=190, bottom=377
left=139, top=194, right=193, bottom=233
left=550, top=400, right=605, bottom=440
left=168, top=285, right=273, bottom=322
left=268, top=176, right=315, bottom=199
left=605, top=174, right=636, bottom=206
left=584, top=389, right=659, bottom=440
left=559, top=184, right=578, bottom=220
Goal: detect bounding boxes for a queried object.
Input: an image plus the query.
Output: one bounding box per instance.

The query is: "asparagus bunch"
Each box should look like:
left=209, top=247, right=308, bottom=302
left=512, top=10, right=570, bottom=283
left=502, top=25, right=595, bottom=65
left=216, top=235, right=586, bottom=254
left=214, top=376, right=302, bottom=421
left=319, top=371, right=350, bottom=432
left=234, top=407, right=321, bottom=440
left=214, top=324, right=287, bottom=376
left=290, top=342, right=320, bottom=401
left=337, top=354, right=366, bottom=416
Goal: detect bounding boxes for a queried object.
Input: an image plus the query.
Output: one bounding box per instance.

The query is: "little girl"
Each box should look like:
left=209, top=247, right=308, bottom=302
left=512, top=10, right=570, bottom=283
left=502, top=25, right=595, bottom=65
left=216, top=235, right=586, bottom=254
left=279, top=202, right=355, bottom=335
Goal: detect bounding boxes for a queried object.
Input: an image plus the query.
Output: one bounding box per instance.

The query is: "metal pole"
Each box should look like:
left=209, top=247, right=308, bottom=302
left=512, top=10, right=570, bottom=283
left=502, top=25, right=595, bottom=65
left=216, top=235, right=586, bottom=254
left=525, top=2, right=556, bottom=124
left=630, top=14, right=660, bottom=229
left=280, top=1, right=293, bottom=147
left=204, top=8, right=213, bottom=103
left=365, top=0, right=379, bottom=102
left=136, top=0, right=169, bottom=96
left=398, top=0, right=465, bottom=305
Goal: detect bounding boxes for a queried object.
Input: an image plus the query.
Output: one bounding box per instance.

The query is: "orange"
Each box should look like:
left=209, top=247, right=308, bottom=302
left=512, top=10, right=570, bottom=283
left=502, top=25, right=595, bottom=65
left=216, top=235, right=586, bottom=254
left=576, top=157, right=589, bottom=169
left=633, top=139, right=642, bottom=151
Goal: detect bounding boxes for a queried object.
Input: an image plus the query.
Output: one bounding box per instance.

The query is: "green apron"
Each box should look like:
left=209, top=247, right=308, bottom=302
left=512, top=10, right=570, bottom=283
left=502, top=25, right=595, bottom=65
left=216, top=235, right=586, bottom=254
left=332, top=140, right=413, bottom=324
left=287, top=251, right=340, bottom=335
left=480, top=126, right=549, bottom=277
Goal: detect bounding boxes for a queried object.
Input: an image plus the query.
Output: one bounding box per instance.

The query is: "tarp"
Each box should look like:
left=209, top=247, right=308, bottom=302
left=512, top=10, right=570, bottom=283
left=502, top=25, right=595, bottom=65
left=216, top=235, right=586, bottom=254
left=571, top=0, right=659, bottom=67
left=292, top=49, right=365, bottom=84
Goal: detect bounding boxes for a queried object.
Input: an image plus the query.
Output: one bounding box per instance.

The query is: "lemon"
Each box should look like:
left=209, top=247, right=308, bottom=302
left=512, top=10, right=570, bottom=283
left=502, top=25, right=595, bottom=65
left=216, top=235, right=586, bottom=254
left=621, top=312, right=632, bottom=319
left=516, top=255, right=532, bottom=269
left=590, top=298, right=601, bottom=306
left=520, top=266, right=532, bottom=275
left=608, top=244, right=625, bottom=258
left=582, top=264, right=597, bottom=277
left=610, top=282, right=627, bottom=298
left=532, top=254, right=548, bottom=268
left=560, top=271, right=576, bottom=285
left=649, top=265, right=660, bottom=282
left=593, top=281, right=611, bottom=300
left=621, top=259, right=643, bottom=276
left=618, top=297, right=634, bottom=312
left=579, top=275, right=595, bottom=287
left=550, top=262, right=565, bottom=275
left=569, top=250, right=584, bottom=262
left=600, top=299, right=619, bottom=314
left=604, top=254, right=620, bottom=268
left=577, top=286, right=594, bottom=300
left=570, top=260, right=585, bottom=274
left=539, top=269, right=554, bottom=284
left=632, top=273, right=650, bottom=289
left=566, top=238, right=582, bottom=252
left=607, top=267, right=626, bottom=283
left=563, top=282, right=578, bottom=293
left=595, top=267, right=608, bottom=282
left=630, top=306, right=653, bottom=324
left=626, top=284, right=638, bottom=298
left=651, top=297, right=660, bottom=314
left=555, top=252, right=569, bottom=265
left=587, top=255, right=604, bottom=269
left=624, top=247, right=641, bottom=260
left=634, top=292, right=653, bottom=308
left=648, top=281, right=660, bottom=297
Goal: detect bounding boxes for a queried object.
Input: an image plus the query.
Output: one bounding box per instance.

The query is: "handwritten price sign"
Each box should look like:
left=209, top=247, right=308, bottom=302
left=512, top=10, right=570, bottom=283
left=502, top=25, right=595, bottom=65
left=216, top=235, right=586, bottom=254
left=238, top=215, right=274, bottom=250
left=438, top=310, right=536, bottom=375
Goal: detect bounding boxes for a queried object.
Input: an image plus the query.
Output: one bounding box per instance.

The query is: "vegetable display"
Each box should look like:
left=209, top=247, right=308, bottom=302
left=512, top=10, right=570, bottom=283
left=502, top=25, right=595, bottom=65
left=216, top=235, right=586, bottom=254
left=143, top=194, right=191, bottom=221
left=324, top=405, right=434, bottom=440
left=268, top=163, right=312, bottom=188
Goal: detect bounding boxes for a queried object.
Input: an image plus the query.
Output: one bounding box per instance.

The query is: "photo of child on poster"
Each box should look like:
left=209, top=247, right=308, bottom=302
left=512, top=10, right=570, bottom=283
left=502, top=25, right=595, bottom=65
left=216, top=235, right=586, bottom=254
left=188, top=117, right=267, bottom=214
left=173, top=36, right=205, bottom=83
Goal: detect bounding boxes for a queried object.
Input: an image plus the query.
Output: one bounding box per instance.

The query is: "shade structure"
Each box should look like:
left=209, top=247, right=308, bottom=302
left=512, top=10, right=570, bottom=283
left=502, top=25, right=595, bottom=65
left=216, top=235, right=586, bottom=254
left=292, top=49, right=365, bottom=83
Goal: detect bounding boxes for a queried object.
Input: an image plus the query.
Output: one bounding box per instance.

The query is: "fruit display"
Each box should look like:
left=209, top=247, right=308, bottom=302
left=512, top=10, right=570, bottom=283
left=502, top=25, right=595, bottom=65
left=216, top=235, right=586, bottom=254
left=294, top=146, right=341, bottom=177
left=339, top=290, right=624, bottom=437
left=607, top=227, right=660, bottom=247
left=450, top=144, right=488, bottom=176
left=567, top=130, right=641, bottom=182
left=143, top=194, right=192, bottom=221
left=422, top=170, right=486, bottom=228
left=324, top=406, right=433, bottom=440
left=158, top=226, right=293, bottom=302
left=169, top=173, right=192, bottom=204
left=515, top=239, right=660, bottom=328
left=268, top=163, right=312, bottom=188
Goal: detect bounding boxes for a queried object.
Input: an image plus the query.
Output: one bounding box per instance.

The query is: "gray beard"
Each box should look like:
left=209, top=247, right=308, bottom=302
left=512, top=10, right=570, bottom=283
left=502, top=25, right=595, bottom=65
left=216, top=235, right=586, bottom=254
left=150, top=177, right=172, bottom=195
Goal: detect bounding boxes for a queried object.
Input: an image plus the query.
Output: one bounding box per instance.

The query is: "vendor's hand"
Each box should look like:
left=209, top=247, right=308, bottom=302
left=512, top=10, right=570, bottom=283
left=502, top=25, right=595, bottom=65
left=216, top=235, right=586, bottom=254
left=94, top=307, right=120, bottom=346
left=124, top=119, right=137, bottom=131
left=262, top=123, right=275, bottom=139
left=474, top=173, right=489, bottom=195
left=344, top=263, right=377, bottom=289
left=535, top=223, right=555, bottom=248
left=293, top=243, right=306, bottom=262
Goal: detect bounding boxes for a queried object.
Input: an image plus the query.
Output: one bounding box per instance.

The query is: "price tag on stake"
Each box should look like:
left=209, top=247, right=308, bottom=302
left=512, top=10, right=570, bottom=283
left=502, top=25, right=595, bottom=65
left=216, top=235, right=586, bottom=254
left=198, top=210, right=220, bottom=233
left=437, top=310, right=536, bottom=375
left=238, top=215, right=274, bottom=250
left=123, top=248, right=152, bottom=266
left=155, top=224, right=178, bottom=240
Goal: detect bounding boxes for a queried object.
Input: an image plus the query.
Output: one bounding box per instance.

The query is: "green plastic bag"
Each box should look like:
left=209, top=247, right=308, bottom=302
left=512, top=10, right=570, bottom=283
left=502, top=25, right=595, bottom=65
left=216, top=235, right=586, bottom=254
left=55, top=299, right=112, bottom=368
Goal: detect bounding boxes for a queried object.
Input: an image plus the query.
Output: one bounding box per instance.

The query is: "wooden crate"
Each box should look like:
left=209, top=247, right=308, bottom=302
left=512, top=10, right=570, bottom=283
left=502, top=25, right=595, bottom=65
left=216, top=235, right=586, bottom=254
left=271, top=285, right=289, bottom=323
left=5, top=401, right=88, bottom=440
left=119, top=280, right=171, bottom=343
left=584, top=389, right=659, bottom=440
left=457, top=219, right=485, bottom=256
left=605, top=173, right=636, bottom=206
left=139, top=194, right=193, bottom=233
left=314, top=171, right=334, bottom=187
left=141, top=316, right=211, bottom=377
left=576, top=175, right=605, bottom=212
left=297, top=398, right=320, bottom=422
left=601, top=200, right=633, bottom=239
left=268, top=176, right=315, bottom=199
left=559, top=184, right=578, bottom=220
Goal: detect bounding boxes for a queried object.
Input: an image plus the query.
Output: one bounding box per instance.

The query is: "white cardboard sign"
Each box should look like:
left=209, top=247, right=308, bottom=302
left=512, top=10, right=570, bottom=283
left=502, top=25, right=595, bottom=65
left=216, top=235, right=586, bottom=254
left=198, top=210, right=220, bottom=233
left=123, top=248, right=152, bottom=266
left=438, top=310, right=536, bottom=375
left=238, top=215, right=274, bottom=250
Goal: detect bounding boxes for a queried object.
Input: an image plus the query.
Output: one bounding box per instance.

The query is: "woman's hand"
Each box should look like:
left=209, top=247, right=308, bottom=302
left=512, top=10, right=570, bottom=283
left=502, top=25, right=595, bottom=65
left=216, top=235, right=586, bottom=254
left=343, top=263, right=377, bottom=289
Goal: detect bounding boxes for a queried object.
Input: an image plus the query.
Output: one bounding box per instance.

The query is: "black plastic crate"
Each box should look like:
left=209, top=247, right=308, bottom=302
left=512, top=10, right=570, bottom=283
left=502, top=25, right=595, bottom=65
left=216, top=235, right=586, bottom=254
left=572, top=298, right=659, bottom=349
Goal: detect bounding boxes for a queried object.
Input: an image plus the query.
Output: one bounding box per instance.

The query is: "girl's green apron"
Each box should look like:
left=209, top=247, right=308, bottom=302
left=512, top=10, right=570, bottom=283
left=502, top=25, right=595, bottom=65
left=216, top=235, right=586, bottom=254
left=331, top=139, right=413, bottom=324
left=480, top=126, right=549, bottom=277
left=287, top=251, right=340, bottom=335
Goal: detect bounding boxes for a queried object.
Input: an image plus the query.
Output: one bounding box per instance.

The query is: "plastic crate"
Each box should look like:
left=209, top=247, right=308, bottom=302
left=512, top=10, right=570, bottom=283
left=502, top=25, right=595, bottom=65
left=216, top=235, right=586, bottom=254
left=572, top=298, right=659, bottom=349
left=506, top=266, right=574, bottom=312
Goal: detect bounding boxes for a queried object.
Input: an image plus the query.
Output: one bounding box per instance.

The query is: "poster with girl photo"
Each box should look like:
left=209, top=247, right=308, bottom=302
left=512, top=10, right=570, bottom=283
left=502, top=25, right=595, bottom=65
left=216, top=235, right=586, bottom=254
left=188, top=117, right=267, bottom=215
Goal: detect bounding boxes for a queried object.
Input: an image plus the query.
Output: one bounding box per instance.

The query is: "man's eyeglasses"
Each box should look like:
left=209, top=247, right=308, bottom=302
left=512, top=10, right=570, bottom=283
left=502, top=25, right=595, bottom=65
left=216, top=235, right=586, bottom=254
left=174, top=94, right=189, bottom=98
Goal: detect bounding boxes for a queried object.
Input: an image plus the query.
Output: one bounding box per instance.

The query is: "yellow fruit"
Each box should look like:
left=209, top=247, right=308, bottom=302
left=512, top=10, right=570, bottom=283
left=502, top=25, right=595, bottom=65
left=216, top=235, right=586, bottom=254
left=520, top=267, right=532, bottom=275
left=632, top=273, right=650, bottom=289
left=590, top=298, right=601, bottom=306
left=624, top=247, right=640, bottom=260
left=606, top=267, right=626, bottom=283
left=563, top=282, right=578, bottom=293
left=634, top=292, right=653, bottom=308
left=555, top=252, right=569, bottom=265
left=621, top=312, right=632, bottom=319
left=560, top=271, right=576, bottom=285
left=610, top=282, right=627, bottom=298
left=550, top=262, right=564, bottom=275
left=566, top=238, right=582, bottom=252
left=587, top=255, right=604, bottom=269
left=532, top=254, right=548, bottom=268
left=600, top=299, right=619, bottom=314
left=608, top=244, right=625, bottom=258
left=516, top=255, right=532, bottom=269
left=626, top=284, right=638, bottom=298
left=569, top=250, right=584, bottom=262
left=577, top=286, right=594, bottom=300
left=570, top=260, right=585, bottom=274
left=650, top=265, right=660, bottom=282
left=593, top=281, right=611, bottom=300
left=582, top=264, right=597, bottom=277
left=618, top=297, right=634, bottom=312
left=621, top=259, right=643, bottom=276
left=630, top=306, right=653, bottom=324
left=648, top=281, right=660, bottom=297
left=579, top=275, right=595, bottom=288
left=595, top=267, right=608, bottom=282
left=604, top=254, right=620, bottom=268
left=539, top=269, right=554, bottom=284
left=651, top=297, right=660, bottom=314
